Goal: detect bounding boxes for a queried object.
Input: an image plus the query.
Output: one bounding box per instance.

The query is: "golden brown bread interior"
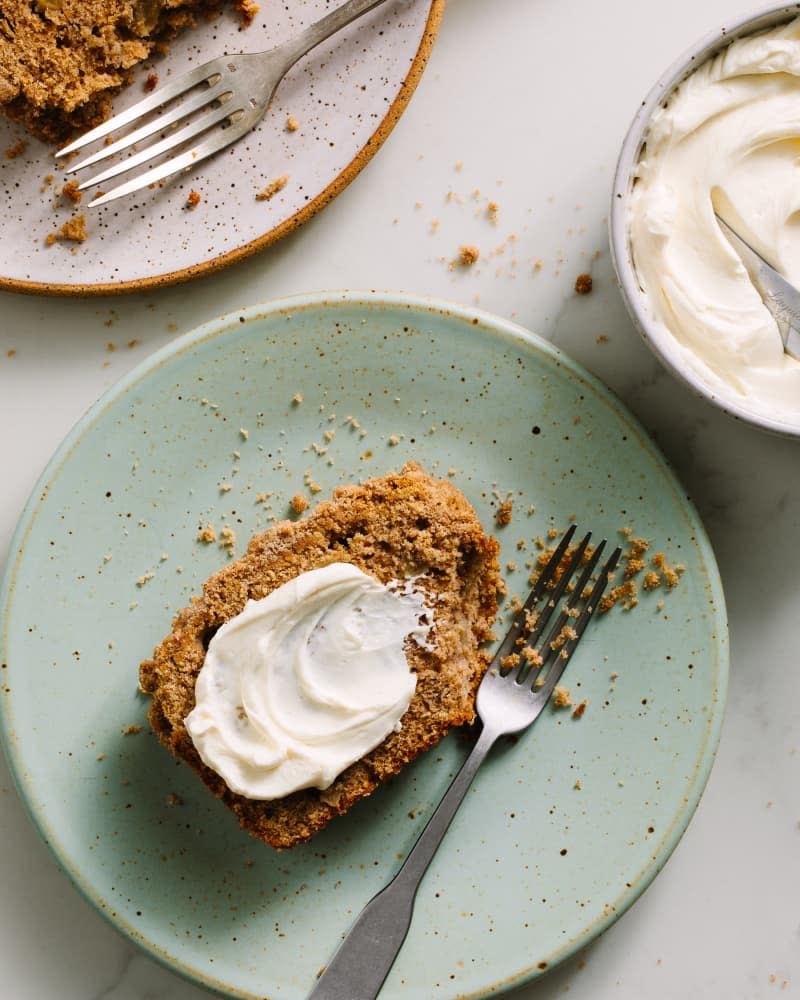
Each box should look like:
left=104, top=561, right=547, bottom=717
left=0, top=1, right=243, bottom=142
left=139, top=462, right=501, bottom=849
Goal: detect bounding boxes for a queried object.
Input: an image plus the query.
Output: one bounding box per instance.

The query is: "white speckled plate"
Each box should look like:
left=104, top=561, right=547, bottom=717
left=0, top=292, right=727, bottom=999
left=0, top=1, right=440, bottom=296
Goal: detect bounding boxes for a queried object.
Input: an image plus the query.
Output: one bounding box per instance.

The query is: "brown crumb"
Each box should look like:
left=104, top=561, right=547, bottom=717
left=236, top=0, right=260, bottom=25
left=290, top=493, right=309, bottom=515
left=599, top=579, right=639, bottom=613
left=575, top=273, right=593, bottom=294
left=496, top=497, right=513, bottom=526
left=651, top=552, right=683, bottom=588
left=219, top=526, right=236, bottom=554
left=256, top=174, right=289, bottom=201
left=0, top=5, right=260, bottom=145
left=286, top=114, right=299, bottom=132
left=456, top=244, right=480, bottom=266
left=197, top=522, right=217, bottom=544
left=623, top=536, right=650, bottom=578
left=60, top=179, right=82, bottom=204
left=186, top=190, right=201, bottom=209
left=47, top=214, right=88, bottom=244
left=572, top=698, right=588, bottom=719
left=122, top=724, right=141, bottom=735
left=4, top=139, right=26, bottom=159
left=144, top=73, right=159, bottom=92
left=553, top=686, right=572, bottom=708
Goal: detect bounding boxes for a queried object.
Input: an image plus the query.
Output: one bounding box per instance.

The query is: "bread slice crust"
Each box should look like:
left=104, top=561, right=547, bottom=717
left=139, top=462, right=500, bottom=849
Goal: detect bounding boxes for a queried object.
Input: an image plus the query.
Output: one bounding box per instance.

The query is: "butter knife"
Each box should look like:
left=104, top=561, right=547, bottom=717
left=714, top=212, right=800, bottom=360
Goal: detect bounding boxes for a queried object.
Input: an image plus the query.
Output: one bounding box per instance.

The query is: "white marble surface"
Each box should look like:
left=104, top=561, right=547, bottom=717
left=1, top=0, right=798, bottom=997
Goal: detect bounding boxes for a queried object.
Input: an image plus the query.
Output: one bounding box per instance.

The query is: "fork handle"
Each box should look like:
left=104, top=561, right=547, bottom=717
left=282, top=0, right=393, bottom=69
left=308, top=725, right=498, bottom=999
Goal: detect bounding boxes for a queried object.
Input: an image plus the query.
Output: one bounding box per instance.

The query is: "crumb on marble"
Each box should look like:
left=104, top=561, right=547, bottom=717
left=456, top=244, right=480, bottom=266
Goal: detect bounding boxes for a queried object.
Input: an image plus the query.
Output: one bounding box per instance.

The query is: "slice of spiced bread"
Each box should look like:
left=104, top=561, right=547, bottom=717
left=139, top=462, right=501, bottom=849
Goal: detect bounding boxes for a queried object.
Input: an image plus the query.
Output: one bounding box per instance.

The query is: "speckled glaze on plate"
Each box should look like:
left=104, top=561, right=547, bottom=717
left=0, top=0, right=441, bottom=297
left=0, top=291, right=727, bottom=999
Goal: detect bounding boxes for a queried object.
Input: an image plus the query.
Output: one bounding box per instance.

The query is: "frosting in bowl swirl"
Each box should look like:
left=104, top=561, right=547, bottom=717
left=629, top=17, right=800, bottom=422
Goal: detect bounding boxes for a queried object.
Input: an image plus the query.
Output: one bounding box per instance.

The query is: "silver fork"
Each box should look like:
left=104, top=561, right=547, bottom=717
left=55, top=0, right=392, bottom=208
left=308, top=524, right=622, bottom=999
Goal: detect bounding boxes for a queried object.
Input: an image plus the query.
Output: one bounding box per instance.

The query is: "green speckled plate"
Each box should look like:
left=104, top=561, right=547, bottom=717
left=0, top=291, right=727, bottom=999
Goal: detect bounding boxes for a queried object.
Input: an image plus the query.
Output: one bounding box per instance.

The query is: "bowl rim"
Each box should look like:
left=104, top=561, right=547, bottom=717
left=609, top=1, right=800, bottom=439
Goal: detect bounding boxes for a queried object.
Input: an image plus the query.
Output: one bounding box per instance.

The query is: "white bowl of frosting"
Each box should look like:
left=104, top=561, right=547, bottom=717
left=611, top=4, right=800, bottom=436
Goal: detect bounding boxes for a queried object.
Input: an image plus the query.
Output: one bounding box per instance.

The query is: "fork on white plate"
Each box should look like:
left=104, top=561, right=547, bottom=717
left=56, top=0, right=391, bottom=207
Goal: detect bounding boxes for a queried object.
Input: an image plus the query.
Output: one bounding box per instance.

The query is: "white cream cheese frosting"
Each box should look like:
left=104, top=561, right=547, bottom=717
left=184, top=562, right=432, bottom=800
left=628, top=17, right=800, bottom=422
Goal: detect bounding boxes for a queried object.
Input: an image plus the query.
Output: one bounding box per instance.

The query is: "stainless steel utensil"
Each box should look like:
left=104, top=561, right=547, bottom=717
left=308, top=524, right=621, bottom=999
left=715, top=212, right=800, bottom=361
left=56, top=0, right=391, bottom=207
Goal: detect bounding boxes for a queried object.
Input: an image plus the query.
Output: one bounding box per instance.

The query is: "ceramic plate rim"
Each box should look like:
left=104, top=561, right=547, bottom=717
left=0, top=289, right=729, bottom=997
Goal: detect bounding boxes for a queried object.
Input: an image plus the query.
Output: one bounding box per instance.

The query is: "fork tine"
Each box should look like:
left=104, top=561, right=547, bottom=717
left=538, top=538, right=607, bottom=662
left=55, top=57, right=228, bottom=158
left=521, top=530, right=593, bottom=653
left=67, top=79, right=234, bottom=174
left=84, top=119, right=249, bottom=207
left=495, top=530, right=594, bottom=676
left=491, top=524, right=577, bottom=668
left=531, top=543, right=622, bottom=698
left=87, top=128, right=230, bottom=208
left=76, top=100, right=241, bottom=194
